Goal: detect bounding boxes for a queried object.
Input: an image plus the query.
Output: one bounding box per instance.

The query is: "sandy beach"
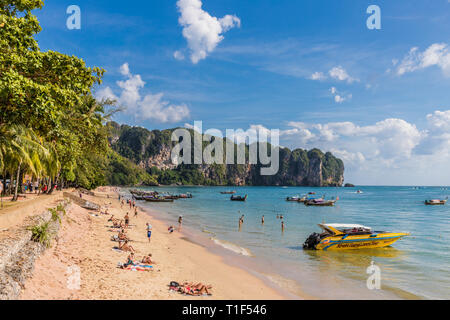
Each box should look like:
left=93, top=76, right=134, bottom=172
left=17, top=187, right=293, bottom=300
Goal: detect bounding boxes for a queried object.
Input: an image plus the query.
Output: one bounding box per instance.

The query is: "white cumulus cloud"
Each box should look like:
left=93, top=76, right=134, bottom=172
left=329, top=87, right=352, bottom=103
left=329, top=66, right=358, bottom=83
left=96, top=63, right=190, bottom=123
left=176, top=0, right=241, bottom=64
left=310, top=71, right=327, bottom=81
left=396, top=43, right=450, bottom=76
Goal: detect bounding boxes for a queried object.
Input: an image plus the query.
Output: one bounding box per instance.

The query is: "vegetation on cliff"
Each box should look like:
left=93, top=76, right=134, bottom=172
left=107, top=122, right=345, bottom=187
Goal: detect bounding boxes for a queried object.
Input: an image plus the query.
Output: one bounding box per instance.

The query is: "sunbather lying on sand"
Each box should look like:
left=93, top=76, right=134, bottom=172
left=118, top=240, right=135, bottom=253
left=171, top=282, right=212, bottom=296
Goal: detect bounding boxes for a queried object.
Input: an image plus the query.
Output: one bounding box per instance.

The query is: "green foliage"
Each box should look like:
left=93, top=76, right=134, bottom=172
left=105, top=151, right=158, bottom=186
left=56, top=203, right=66, bottom=215
left=29, top=221, right=52, bottom=247
left=49, top=208, right=61, bottom=223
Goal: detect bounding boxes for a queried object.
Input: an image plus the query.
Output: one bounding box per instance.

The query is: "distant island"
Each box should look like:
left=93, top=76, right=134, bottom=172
left=344, top=183, right=355, bottom=187
left=106, top=122, right=345, bottom=187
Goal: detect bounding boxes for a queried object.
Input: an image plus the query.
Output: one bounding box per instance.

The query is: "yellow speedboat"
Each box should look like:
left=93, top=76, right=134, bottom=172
left=303, top=223, right=409, bottom=251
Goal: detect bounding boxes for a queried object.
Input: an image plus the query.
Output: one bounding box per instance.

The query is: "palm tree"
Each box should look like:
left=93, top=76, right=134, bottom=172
left=0, top=125, right=50, bottom=201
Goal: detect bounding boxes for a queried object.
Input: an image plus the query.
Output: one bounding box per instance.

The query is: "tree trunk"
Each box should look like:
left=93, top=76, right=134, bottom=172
left=48, top=171, right=60, bottom=194
left=2, top=171, right=6, bottom=196
left=46, top=177, right=52, bottom=194
left=12, top=161, right=21, bottom=201
left=18, top=170, right=24, bottom=194
left=1, top=171, right=5, bottom=208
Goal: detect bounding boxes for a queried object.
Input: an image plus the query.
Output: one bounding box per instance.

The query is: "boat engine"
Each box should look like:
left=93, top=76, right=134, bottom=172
left=303, top=232, right=321, bottom=250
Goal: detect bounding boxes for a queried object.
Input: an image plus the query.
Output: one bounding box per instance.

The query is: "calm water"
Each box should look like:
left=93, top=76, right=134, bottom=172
left=123, top=186, right=450, bottom=299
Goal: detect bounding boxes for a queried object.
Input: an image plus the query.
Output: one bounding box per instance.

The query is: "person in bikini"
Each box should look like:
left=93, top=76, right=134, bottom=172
left=180, top=282, right=212, bottom=296
left=119, top=240, right=135, bottom=253
left=122, top=253, right=136, bottom=268
left=141, top=253, right=154, bottom=264
left=118, top=229, right=128, bottom=241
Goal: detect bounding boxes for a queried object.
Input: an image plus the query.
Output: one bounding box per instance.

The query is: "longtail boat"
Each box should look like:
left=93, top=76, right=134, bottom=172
left=230, top=195, right=248, bottom=202
left=286, top=195, right=307, bottom=202
left=143, top=196, right=174, bottom=203
left=177, top=193, right=193, bottom=199
left=221, top=191, right=236, bottom=194
left=425, top=198, right=447, bottom=205
left=304, top=198, right=336, bottom=206
left=303, top=223, right=409, bottom=251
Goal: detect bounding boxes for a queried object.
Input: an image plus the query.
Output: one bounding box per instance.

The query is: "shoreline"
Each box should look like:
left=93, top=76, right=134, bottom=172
left=18, top=187, right=294, bottom=300
left=126, top=186, right=423, bottom=300
left=139, top=204, right=310, bottom=300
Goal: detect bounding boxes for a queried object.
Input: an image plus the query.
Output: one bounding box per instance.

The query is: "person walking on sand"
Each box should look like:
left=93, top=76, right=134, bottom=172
left=124, top=213, right=130, bottom=227
left=134, top=207, right=138, bottom=217
left=146, top=223, right=152, bottom=243
left=178, top=215, right=183, bottom=231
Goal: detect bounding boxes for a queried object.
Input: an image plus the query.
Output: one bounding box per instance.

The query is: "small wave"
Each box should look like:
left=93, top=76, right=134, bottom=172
left=202, top=228, right=216, bottom=237
left=212, top=238, right=253, bottom=256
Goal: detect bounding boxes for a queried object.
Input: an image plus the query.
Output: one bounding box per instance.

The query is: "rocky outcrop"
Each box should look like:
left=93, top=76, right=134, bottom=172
left=107, top=122, right=345, bottom=187
left=141, top=145, right=177, bottom=171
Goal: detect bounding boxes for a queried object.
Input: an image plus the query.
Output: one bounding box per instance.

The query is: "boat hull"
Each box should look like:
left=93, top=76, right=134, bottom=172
left=315, top=233, right=408, bottom=251
left=304, top=201, right=336, bottom=206
left=425, top=200, right=446, bottom=205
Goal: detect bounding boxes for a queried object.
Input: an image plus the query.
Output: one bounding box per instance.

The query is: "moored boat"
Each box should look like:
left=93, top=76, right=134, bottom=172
left=143, top=196, right=174, bottom=203
left=221, top=191, right=236, bottom=194
left=425, top=198, right=447, bottom=205
left=130, top=189, right=159, bottom=197
left=304, top=198, right=336, bottom=206
left=230, top=195, right=248, bottom=201
left=303, top=223, right=409, bottom=251
left=286, top=195, right=307, bottom=203
left=177, top=193, right=193, bottom=199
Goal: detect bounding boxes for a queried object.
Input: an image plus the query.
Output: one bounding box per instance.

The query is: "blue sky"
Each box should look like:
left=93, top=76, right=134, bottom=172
left=33, top=1, right=450, bottom=185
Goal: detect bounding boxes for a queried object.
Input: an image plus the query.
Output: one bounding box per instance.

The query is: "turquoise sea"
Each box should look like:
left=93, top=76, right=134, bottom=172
left=122, top=186, right=450, bottom=299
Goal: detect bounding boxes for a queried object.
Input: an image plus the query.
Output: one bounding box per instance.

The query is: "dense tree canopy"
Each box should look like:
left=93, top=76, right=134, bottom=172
left=0, top=0, right=140, bottom=196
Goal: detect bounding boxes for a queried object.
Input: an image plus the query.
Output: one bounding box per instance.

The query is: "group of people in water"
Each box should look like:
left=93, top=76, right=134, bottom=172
left=238, top=212, right=285, bottom=232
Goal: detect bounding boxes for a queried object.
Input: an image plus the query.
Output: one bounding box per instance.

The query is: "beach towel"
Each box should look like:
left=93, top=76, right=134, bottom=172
left=118, top=263, right=153, bottom=272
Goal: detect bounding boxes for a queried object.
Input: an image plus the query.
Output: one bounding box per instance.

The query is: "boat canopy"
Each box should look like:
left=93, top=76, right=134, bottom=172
left=319, top=223, right=372, bottom=235
left=322, top=223, right=371, bottom=230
